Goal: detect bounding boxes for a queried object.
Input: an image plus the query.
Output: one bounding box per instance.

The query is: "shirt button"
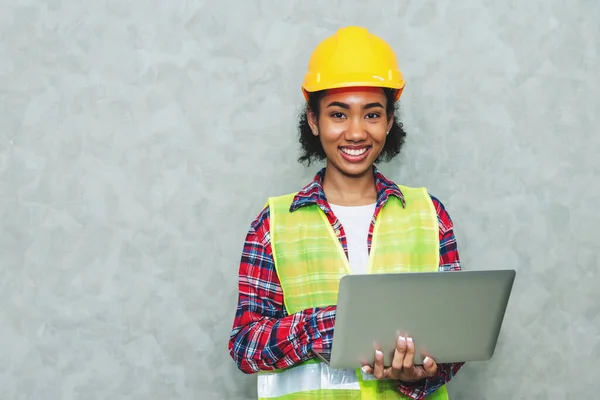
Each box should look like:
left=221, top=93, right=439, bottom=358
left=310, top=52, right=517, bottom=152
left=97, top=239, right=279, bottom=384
left=334, top=229, right=341, bottom=236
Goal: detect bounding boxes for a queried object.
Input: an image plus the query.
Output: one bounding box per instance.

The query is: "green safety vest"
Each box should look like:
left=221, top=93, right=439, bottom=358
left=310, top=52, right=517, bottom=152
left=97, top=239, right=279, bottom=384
left=257, top=186, right=450, bottom=400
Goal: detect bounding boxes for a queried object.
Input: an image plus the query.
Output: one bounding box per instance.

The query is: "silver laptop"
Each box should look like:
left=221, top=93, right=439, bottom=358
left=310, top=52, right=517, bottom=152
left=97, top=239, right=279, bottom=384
left=313, top=269, right=516, bottom=369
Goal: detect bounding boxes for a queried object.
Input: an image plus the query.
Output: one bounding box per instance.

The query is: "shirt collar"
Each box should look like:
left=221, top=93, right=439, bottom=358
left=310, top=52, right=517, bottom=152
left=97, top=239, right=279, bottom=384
left=290, top=165, right=406, bottom=213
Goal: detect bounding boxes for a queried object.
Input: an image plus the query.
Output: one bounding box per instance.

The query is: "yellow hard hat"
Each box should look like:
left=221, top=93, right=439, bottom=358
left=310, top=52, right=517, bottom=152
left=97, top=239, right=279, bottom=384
left=302, top=26, right=405, bottom=102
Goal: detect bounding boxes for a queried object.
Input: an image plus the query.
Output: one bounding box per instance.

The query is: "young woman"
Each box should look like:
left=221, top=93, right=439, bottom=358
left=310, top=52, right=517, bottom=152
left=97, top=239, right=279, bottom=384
left=228, top=26, right=464, bottom=400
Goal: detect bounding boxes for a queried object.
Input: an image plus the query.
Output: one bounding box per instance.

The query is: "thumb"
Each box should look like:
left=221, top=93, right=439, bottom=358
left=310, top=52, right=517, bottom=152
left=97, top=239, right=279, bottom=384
left=422, top=356, right=438, bottom=376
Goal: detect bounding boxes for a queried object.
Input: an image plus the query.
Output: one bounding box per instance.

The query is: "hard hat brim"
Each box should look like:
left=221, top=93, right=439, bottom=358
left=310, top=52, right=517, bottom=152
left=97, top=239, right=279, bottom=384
left=302, top=80, right=405, bottom=102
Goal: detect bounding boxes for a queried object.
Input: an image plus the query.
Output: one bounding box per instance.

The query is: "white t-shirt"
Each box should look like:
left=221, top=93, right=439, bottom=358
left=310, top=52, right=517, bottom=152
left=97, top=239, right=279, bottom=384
left=329, top=203, right=376, bottom=274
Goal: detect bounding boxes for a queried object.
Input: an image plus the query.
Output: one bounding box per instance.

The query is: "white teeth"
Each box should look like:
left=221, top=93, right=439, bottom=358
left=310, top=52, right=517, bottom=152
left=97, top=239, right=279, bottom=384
left=341, top=148, right=367, bottom=156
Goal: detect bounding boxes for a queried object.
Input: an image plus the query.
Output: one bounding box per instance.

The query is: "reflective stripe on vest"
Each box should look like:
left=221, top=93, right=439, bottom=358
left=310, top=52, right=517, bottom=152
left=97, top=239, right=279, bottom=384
left=262, top=186, right=449, bottom=400
left=258, top=363, right=450, bottom=399
left=257, top=362, right=361, bottom=398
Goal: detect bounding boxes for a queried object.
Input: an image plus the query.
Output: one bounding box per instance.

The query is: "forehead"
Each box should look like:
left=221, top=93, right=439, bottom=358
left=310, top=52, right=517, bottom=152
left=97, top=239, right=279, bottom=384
left=322, top=86, right=386, bottom=104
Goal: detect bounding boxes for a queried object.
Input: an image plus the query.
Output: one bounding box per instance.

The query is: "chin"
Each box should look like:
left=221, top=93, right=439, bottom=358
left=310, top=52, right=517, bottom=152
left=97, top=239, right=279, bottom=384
left=337, top=161, right=374, bottom=177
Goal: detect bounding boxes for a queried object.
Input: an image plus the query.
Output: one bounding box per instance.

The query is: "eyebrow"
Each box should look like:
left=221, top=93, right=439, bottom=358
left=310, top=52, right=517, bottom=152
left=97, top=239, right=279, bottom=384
left=326, top=101, right=385, bottom=110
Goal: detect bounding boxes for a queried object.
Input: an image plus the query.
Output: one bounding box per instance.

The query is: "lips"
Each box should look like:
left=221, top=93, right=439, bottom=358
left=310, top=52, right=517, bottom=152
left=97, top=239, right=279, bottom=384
left=339, top=146, right=371, bottom=163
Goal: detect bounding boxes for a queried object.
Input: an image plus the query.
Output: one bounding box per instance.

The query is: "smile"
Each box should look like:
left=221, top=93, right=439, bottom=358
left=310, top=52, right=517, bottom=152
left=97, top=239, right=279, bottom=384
left=340, top=147, right=369, bottom=156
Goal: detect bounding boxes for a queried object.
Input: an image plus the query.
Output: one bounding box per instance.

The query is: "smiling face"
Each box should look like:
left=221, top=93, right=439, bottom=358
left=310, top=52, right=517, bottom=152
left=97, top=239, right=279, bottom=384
left=308, top=87, right=394, bottom=178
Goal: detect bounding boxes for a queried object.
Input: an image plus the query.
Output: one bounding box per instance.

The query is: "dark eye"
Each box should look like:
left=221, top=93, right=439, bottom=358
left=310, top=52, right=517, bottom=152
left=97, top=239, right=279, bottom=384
left=365, top=112, right=381, bottom=119
left=330, top=112, right=346, bottom=119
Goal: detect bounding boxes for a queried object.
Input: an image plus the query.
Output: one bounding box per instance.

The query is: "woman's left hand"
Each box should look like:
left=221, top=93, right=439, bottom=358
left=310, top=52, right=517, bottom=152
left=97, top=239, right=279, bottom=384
left=361, top=335, right=438, bottom=382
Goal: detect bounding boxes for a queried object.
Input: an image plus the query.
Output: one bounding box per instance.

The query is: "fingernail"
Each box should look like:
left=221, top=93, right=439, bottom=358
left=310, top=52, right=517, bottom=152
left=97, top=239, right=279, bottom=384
left=398, top=336, right=406, bottom=343
left=423, top=356, right=431, bottom=365
left=407, top=337, right=413, bottom=343
left=361, top=366, right=369, bottom=373
left=375, top=350, right=383, bottom=357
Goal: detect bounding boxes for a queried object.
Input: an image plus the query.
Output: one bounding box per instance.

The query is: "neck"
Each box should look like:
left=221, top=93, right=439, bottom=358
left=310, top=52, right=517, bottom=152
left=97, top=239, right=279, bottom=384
left=322, top=164, right=378, bottom=206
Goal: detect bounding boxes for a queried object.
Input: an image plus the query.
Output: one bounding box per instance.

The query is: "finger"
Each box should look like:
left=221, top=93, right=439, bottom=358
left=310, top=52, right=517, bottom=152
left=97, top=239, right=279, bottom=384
left=391, top=336, right=407, bottom=374
left=361, top=365, right=373, bottom=375
left=373, top=350, right=385, bottom=379
left=403, top=337, right=416, bottom=371
left=422, top=356, right=438, bottom=377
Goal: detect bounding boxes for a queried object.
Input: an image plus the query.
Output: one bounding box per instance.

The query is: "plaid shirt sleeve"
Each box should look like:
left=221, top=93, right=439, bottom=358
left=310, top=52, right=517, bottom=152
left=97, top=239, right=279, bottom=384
left=396, top=195, right=464, bottom=399
left=228, top=206, right=336, bottom=374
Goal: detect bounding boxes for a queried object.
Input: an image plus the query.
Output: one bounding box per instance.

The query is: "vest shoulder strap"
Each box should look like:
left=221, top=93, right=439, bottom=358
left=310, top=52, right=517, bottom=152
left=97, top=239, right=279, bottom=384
left=265, top=192, right=298, bottom=214
left=396, top=184, right=430, bottom=203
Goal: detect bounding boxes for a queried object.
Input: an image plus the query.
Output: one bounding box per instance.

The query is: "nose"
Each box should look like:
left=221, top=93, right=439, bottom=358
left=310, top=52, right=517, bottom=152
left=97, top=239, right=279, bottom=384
left=344, top=116, right=367, bottom=142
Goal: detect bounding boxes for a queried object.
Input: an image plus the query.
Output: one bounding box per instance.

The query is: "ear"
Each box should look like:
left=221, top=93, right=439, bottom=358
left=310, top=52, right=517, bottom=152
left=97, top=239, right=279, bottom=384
left=386, top=115, right=394, bottom=135
left=307, top=108, right=319, bottom=135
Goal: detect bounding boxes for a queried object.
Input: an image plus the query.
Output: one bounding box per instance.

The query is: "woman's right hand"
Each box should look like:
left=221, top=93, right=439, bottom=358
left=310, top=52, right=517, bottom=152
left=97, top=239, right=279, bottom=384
left=361, top=335, right=438, bottom=382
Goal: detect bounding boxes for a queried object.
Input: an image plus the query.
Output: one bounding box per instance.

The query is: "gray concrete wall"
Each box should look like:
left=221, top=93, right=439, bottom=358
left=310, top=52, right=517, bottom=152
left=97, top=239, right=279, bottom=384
left=1, top=1, right=598, bottom=399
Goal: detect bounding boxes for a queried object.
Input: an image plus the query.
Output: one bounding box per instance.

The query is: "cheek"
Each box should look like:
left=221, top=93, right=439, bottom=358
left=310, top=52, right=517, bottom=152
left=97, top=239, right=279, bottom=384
left=319, top=119, right=345, bottom=136
left=369, top=126, right=388, bottom=143
left=319, top=133, right=340, bottom=150
left=318, top=122, right=344, bottom=144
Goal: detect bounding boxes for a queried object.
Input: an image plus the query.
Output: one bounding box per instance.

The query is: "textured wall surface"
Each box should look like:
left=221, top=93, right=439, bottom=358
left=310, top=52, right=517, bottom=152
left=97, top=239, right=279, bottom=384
left=1, top=1, right=599, bottom=399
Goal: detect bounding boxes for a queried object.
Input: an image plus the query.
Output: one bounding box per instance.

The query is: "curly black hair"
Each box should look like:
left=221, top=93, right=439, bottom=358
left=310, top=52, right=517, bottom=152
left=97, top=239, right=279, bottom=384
left=297, top=88, right=407, bottom=166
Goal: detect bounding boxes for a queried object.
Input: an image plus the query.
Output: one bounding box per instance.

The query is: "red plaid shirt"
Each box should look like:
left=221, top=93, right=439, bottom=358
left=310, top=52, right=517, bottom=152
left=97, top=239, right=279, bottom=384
left=228, top=167, right=464, bottom=399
